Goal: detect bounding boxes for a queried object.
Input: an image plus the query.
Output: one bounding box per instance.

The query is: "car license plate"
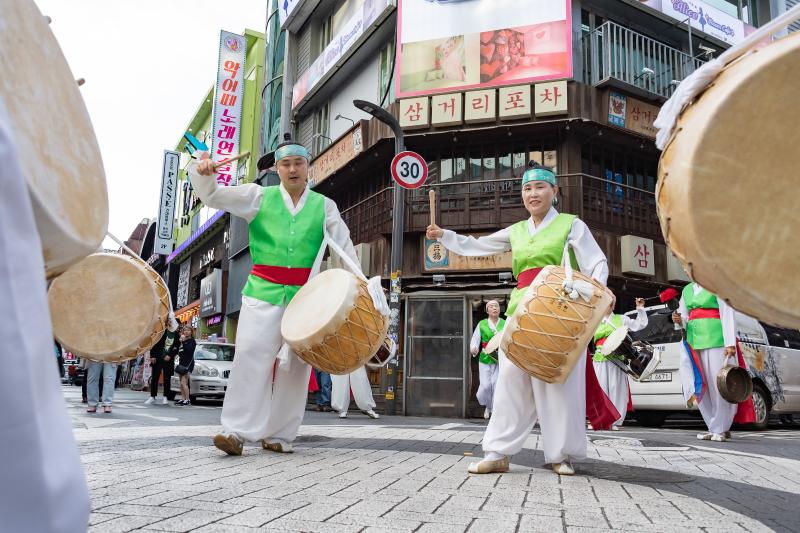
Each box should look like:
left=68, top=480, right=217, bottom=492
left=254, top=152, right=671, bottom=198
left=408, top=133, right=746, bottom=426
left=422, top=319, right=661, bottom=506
left=642, top=372, right=672, bottom=382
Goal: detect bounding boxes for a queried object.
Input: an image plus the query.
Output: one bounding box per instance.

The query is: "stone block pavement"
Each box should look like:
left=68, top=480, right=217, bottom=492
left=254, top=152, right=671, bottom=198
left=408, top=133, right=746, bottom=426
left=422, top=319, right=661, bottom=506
left=69, top=390, right=800, bottom=532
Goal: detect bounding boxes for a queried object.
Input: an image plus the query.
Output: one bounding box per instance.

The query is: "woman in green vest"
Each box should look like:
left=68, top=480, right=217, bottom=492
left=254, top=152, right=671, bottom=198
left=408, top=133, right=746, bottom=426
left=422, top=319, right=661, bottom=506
left=592, top=298, right=648, bottom=430
left=427, top=163, right=610, bottom=476
left=672, top=282, right=738, bottom=442
left=469, top=300, right=506, bottom=419
left=189, top=136, right=366, bottom=457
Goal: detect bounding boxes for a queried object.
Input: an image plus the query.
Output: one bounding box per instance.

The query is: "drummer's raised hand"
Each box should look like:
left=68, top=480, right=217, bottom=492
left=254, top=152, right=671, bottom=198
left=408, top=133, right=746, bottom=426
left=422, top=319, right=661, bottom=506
left=195, top=152, right=215, bottom=176
left=426, top=224, right=444, bottom=240
left=672, top=311, right=682, bottom=325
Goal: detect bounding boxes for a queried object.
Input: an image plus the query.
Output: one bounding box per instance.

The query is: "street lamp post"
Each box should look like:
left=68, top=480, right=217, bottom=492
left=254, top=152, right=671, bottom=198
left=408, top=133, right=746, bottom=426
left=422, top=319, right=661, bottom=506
left=353, top=99, right=404, bottom=416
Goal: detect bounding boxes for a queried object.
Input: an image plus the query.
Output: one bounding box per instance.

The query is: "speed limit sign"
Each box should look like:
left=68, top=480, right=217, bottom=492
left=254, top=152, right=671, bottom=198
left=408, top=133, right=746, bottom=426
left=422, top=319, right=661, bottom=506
left=391, top=151, right=428, bottom=189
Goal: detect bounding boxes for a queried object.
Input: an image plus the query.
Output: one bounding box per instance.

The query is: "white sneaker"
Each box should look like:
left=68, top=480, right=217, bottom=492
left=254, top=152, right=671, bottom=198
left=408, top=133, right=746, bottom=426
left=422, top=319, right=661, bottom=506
left=484, top=408, right=491, bottom=419
left=160, top=397, right=168, bottom=405
left=339, top=411, right=347, bottom=419
left=363, top=409, right=380, bottom=419
left=144, top=397, right=155, bottom=405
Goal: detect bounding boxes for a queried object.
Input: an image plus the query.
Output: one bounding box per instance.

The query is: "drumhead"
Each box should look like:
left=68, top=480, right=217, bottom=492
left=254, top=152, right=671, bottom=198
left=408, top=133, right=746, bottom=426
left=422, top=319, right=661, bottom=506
left=658, top=33, right=800, bottom=329
left=281, top=269, right=359, bottom=350
left=48, top=253, right=164, bottom=361
left=599, top=324, right=629, bottom=356
left=1, top=0, right=108, bottom=277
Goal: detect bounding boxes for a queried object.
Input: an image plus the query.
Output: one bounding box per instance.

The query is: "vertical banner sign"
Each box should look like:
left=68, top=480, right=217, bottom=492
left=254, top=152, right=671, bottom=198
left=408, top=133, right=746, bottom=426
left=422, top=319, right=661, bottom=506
left=211, top=31, right=246, bottom=187
left=155, top=150, right=180, bottom=254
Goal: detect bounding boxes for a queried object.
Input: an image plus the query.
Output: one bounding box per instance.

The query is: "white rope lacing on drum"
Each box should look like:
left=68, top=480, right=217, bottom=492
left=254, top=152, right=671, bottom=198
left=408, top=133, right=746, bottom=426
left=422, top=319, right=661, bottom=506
left=655, top=4, right=800, bottom=150
left=106, top=231, right=179, bottom=332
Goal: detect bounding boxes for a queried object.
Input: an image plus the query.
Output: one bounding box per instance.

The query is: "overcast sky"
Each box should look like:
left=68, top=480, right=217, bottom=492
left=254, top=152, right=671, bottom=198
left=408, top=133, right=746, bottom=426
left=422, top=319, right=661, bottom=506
left=34, top=0, right=266, bottom=245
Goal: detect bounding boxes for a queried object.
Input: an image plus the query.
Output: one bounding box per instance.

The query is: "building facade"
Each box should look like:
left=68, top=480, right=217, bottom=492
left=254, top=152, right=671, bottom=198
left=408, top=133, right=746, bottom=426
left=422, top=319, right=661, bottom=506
left=266, top=0, right=786, bottom=417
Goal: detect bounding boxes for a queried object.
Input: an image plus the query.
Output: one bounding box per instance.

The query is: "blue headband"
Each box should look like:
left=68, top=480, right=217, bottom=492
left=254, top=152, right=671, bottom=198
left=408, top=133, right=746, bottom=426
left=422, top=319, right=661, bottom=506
left=275, top=144, right=311, bottom=162
left=521, top=167, right=556, bottom=187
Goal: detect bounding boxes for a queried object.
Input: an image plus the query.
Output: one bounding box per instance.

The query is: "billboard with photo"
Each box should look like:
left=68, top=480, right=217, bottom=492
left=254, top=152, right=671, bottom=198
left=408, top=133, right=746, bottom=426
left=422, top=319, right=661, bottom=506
left=396, top=0, right=572, bottom=98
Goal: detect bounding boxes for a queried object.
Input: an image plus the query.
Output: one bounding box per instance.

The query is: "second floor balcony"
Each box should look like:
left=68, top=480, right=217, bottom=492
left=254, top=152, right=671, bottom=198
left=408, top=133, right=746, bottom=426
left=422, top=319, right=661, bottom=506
left=582, top=21, right=705, bottom=100
left=339, top=173, right=662, bottom=247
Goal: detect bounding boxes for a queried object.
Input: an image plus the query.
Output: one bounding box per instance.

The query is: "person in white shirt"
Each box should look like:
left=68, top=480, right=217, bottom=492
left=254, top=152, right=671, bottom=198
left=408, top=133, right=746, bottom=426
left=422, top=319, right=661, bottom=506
left=591, top=298, right=648, bottom=430
left=469, top=300, right=505, bottom=419
left=427, top=163, right=611, bottom=476
left=189, top=136, right=367, bottom=456
left=331, top=367, right=380, bottom=419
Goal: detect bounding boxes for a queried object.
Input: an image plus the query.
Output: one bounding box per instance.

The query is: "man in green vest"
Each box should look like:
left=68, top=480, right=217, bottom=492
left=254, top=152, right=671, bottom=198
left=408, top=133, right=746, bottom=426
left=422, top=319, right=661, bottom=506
left=672, top=282, right=737, bottom=442
left=189, top=135, right=366, bottom=456
left=592, top=298, right=648, bottom=430
left=469, top=300, right=505, bottom=419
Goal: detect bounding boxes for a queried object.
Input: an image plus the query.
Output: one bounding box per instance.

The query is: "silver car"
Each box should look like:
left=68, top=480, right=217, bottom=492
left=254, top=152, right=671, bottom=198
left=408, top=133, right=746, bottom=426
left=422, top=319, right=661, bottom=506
left=171, top=342, right=234, bottom=402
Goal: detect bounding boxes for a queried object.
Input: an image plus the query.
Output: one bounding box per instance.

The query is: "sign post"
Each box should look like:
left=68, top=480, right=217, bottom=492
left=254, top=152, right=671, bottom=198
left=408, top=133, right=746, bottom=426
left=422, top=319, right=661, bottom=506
left=155, top=150, right=180, bottom=255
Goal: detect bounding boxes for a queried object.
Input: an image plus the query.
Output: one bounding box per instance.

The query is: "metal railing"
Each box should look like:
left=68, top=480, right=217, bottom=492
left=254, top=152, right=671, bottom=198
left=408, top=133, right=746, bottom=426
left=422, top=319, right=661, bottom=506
left=582, top=21, right=705, bottom=99
left=338, top=173, right=662, bottom=244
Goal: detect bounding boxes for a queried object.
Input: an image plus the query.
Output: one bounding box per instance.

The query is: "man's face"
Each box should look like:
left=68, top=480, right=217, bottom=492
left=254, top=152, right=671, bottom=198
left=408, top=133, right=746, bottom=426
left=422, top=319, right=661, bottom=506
left=277, top=156, right=309, bottom=191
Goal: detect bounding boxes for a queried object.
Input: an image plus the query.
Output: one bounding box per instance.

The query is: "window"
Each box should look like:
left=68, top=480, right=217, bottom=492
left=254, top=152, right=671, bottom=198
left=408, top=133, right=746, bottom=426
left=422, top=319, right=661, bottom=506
left=311, top=102, right=330, bottom=156
left=314, top=15, right=333, bottom=59
left=378, top=40, right=395, bottom=106
left=760, top=324, right=800, bottom=350
left=630, top=308, right=684, bottom=345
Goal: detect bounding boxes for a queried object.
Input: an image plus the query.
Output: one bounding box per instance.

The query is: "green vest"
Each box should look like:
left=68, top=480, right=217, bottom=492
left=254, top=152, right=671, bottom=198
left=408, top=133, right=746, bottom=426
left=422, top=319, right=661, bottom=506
left=478, top=318, right=505, bottom=364
left=506, top=213, right=577, bottom=316
left=241, top=186, right=326, bottom=306
left=683, top=284, right=725, bottom=350
left=592, top=314, right=624, bottom=362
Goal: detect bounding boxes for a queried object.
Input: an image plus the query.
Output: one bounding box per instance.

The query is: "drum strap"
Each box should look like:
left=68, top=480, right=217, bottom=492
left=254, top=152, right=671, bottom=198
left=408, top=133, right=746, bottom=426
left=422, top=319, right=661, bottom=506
left=516, top=267, right=543, bottom=289
left=251, top=264, right=312, bottom=286
left=688, top=308, right=720, bottom=321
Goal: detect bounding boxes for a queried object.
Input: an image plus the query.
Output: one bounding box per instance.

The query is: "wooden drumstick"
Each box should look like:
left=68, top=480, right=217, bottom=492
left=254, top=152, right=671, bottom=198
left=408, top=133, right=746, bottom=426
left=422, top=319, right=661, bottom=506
left=429, top=189, right=436, bottom=226
left=213, top=151, right=251, bottom=171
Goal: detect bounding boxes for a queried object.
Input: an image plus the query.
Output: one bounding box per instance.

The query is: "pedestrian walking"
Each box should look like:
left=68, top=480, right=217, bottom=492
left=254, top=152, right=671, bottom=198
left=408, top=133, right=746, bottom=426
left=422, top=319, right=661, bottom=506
left=174, top=325, right=196, bottom=406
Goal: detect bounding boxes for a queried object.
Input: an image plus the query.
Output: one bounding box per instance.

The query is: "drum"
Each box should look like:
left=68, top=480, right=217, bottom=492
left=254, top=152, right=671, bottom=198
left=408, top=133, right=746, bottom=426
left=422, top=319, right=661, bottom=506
left=0, top=0, right=108, bottom=278
left=281, top=269, right=389, bottom=375
left=497, top=266, right=613, bottom=384
left=599, top=323, right=660, bottom=381
left=717, top=366, right=753, bottom=404
left=48, top=253, right=171, bottom=363
left=657, top=32, right=800, bottom=329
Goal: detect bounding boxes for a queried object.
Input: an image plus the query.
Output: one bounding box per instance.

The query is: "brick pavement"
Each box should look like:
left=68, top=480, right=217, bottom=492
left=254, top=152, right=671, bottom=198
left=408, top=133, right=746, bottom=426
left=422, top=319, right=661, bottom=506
left=70, top=391, right=800, bottom=532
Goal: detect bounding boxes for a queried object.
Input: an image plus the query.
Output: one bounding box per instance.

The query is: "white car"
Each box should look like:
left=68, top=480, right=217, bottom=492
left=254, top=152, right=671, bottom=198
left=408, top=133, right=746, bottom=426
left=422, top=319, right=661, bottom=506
left=171, top=342, right=234, bottom=402
left=628, top=305, right=800, bottom=429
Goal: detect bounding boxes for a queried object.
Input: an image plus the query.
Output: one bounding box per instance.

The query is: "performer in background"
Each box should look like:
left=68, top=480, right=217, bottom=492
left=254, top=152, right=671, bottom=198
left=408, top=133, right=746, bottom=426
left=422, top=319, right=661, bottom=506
left=592, top=298, right=648, bottom=430
left=331, top=367, right=380, bottom=419
left=469, top=300, right=505, bottom=419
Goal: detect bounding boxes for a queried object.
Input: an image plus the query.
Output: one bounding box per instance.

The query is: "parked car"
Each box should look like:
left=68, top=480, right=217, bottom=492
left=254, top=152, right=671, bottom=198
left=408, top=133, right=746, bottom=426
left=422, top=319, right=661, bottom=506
left=170, top=341, right=234, bottom=403
left=629, top=305, right=800, bottom=429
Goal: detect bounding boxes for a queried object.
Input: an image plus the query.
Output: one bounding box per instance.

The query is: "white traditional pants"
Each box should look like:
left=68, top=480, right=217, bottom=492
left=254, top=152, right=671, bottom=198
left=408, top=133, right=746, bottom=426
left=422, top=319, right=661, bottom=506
left=593, top=360, right=628, bottom=428
left=483, top=351, right=587, bottom=464
left=0, top=115, right=90, bottom=532
left=331, top=366, right=376, bottom=413
left=476, top=361, right=499, bottom=410
left=220, top=295, right=311, bottom=445
left=697, top=347, right=737, bottom=435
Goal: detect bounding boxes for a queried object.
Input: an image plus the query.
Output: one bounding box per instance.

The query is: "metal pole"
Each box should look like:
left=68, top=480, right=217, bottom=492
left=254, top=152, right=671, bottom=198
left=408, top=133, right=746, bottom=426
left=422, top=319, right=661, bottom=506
left=352, top=100, right=404, bottom=416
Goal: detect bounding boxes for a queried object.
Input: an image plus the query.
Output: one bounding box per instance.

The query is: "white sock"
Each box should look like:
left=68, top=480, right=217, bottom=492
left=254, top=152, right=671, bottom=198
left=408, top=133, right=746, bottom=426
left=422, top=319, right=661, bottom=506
left=484, top=451, right=505, bottom=461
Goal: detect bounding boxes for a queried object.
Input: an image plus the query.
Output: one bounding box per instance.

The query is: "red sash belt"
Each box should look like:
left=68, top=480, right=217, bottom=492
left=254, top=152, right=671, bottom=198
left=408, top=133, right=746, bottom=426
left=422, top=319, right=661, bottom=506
left=689, top=308, right=720, bottom=321
left=516, top=267, right=544, bottom=289
left=596, top=337, right=607, bottom=347
left=481, top=341, right=488, bottom=349
left=251, top=265, right=311, bottom=286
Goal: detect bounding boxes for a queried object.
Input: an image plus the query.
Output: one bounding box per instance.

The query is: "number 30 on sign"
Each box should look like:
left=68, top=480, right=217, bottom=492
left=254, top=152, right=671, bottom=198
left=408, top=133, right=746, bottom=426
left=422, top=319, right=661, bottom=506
left=391, top=151, right=428, bottom=189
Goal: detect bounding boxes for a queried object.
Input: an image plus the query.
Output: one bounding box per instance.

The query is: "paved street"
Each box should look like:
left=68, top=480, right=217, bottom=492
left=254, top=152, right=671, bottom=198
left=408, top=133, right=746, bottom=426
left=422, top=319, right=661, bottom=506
left=68, top=387, right=800, bottom=533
